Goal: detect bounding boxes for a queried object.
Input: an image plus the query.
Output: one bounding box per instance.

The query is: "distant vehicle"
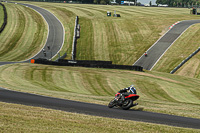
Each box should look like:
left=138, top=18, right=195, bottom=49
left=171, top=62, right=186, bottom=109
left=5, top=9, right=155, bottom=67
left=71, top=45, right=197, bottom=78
left=158, top=4, right=168, bottom=7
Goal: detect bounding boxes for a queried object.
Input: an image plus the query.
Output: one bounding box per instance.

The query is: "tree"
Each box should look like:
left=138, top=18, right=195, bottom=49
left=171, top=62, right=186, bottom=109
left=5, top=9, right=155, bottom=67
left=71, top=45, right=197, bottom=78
left=149, top=1, right=152, bottom=6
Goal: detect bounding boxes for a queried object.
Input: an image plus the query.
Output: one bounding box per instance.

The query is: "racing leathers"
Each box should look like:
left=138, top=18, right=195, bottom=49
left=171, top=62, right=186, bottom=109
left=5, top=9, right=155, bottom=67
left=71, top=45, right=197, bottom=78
left=117, top=86, right=137, bottom=103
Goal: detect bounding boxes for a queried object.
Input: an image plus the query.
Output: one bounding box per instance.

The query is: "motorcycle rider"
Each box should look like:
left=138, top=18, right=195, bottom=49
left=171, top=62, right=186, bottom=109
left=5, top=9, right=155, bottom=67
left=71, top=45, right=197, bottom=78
left=117, top=85, right=137, bottom=103
left=144, top=51, right=147, bottom=57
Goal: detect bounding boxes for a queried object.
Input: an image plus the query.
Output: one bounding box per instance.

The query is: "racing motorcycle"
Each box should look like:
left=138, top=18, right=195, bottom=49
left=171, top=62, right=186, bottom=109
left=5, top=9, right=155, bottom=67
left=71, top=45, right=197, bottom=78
left=108, top=92, right=139, bottom=110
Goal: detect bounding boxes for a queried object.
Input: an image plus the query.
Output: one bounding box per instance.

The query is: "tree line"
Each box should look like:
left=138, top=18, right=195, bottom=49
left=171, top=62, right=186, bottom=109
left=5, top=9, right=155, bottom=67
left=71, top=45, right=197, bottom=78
left=30, top=0, right=200, bottom=7
left=156, top=0, right=200, bottom=7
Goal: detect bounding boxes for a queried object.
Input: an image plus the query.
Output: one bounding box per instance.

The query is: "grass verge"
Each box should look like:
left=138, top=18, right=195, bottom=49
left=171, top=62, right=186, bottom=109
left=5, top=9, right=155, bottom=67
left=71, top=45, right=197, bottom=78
left=0, top=63, right=199, bottom=119
left=153, top=23, right=200, bottom=74
left=0, top=3, right=47, bottom=61
left=0, top=102, right=199, bottom=133
left=18, top=2, right=200, bottom=65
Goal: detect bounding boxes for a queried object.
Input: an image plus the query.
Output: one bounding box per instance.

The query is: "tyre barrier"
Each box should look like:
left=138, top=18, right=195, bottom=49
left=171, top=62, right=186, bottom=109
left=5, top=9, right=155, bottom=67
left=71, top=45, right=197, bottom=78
left=32, top=58, right=143, bottom=72
left=0, top=3, right=7, bottom=34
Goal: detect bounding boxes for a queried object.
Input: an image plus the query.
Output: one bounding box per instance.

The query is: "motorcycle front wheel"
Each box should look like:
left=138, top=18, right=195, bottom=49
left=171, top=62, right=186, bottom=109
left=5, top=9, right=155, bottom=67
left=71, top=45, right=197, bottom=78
left=108, top=98, right=117, bottom=108
left=121, top=99, right=133, bottom=110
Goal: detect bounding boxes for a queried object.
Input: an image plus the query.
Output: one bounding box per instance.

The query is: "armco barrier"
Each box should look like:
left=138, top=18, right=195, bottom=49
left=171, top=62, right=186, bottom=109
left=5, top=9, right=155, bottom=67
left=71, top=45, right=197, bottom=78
left=33, top=58, right=143, bottom=71
left=170, top=47, right=200, bottom=74
left=0, top=3, right=7, bottom=34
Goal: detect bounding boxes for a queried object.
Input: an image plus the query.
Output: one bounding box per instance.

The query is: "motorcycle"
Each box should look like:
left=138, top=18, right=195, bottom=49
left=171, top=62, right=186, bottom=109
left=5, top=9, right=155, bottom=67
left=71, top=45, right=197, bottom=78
left=144, top=52, right=147, bottom=57
left=108, top=92, right=139, bottom=110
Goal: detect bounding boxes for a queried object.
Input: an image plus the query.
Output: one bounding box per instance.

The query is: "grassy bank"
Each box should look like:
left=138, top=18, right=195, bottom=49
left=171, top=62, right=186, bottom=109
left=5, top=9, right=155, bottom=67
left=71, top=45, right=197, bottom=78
left=19, top=2, right=200, bottom=65
left=0, top=3, right=47, bottom=61
left=1, top=2, right=200, bottom=131
left=0, top=63, right=199, bottom=119
left=0, top=102, right=199, bottom=133
left=175, top=52, right=200, bottom=78
left=153, top=23, right=200, bottom=74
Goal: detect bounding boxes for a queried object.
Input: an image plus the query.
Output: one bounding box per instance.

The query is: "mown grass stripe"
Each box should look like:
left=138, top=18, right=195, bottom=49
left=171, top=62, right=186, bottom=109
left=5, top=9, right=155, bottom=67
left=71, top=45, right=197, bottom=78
left=0, top=5, right=25, bottom=58
left=0, top=3, right=47, bottom=61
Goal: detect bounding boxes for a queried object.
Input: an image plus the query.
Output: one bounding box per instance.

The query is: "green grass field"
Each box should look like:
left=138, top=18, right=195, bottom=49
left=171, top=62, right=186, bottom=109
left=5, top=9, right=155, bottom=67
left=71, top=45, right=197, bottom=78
left=1, top=102, right=199, bottom=133
left=0, top=2, right=200, bottom=132
left=17, top=2, right=200, bottom=65
left=175, top=52, right=200, bottom=78
left=0, top=3, right=47, bottom=61
left=0, top=63, right=199, bottom=119
left=0, top=4, right=4, bottom=28
left=153, top=23, right=200, bottom=75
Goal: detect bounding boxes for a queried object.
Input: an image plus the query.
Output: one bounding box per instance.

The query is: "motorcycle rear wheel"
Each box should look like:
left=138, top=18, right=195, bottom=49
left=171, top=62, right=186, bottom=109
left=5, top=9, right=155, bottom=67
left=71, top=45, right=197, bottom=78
left=108, top=98, right=116, bottom=108
left=121, top=99, right=133, bottom=110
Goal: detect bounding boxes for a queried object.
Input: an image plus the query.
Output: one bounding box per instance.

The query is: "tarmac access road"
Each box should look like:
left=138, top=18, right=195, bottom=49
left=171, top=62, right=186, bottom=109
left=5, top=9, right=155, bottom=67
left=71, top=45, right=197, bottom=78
left=0, top=88, right=200, bottom=129
left=133, top=20, right=200, bottom=70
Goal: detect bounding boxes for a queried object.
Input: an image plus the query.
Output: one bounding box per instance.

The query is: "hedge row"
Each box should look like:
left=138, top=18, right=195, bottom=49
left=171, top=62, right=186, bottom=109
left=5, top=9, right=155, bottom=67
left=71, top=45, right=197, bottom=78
left=33, top=58, right=143, bottom=71
left=0, top=3, right=7, bottom=33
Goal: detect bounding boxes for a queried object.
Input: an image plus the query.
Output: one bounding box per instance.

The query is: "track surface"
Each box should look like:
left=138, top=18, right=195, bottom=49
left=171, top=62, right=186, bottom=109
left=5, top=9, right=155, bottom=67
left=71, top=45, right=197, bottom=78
left=0, top=88, right=200, bottom=129
left=0, top=2, right=64, bottom=64
left=23, top=3, right=64, bottom=61
left=134, top=20, right=200, bottom=70
left=0, top=3, right=200, bottom=129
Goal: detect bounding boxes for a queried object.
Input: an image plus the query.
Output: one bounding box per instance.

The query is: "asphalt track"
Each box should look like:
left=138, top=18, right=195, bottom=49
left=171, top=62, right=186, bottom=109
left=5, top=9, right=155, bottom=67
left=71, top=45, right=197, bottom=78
left=0, top=88, right=200, bottom=129
left=22, top=3, right=64, bottom=61
left=134, top=20, right=200, bottom=70
left=0, top=2, right=64, bottom=64
left=0, top=3, right=200, bottom=129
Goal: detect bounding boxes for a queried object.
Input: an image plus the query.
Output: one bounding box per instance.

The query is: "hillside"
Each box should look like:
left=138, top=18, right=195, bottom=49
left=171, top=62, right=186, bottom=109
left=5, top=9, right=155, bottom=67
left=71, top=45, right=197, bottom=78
left=153, top=23, right=200, bottom=75
left=12, top=2, right=200, bottom=65
left=0, top=3, right=47, bottom=61
left=0, top=2, right=200, bottom=132
left=0, top=63, right=199, bottom=119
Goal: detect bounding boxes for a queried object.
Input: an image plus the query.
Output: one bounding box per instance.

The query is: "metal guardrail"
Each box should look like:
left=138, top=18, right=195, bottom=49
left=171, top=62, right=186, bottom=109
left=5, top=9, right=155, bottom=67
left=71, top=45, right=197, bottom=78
left=170, top=47, right=200, bottom=74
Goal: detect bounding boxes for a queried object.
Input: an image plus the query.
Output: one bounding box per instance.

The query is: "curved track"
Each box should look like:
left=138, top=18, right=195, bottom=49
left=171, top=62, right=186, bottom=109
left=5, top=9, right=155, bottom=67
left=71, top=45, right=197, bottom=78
left=0, top=2, right=64, bottom=64
left=134, top=20, right=200, bottom=70
left=0, top=3, right=200, bottom=129
left=0, top=88, right=200, bottom=129
left=21, top=3, right=64, bottom=61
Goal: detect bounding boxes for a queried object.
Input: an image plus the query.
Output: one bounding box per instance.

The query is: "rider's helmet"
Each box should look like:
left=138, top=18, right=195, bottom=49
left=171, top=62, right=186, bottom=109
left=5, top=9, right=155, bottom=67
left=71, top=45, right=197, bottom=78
left=129, top=84, right=137, bottom=94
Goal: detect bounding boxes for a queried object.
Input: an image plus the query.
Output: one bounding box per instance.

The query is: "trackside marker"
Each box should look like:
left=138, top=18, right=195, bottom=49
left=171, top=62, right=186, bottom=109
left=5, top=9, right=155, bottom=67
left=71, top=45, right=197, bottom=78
left=169, top=21, right=180, bottom=29
left=31, top=59, right=35, bottom=63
